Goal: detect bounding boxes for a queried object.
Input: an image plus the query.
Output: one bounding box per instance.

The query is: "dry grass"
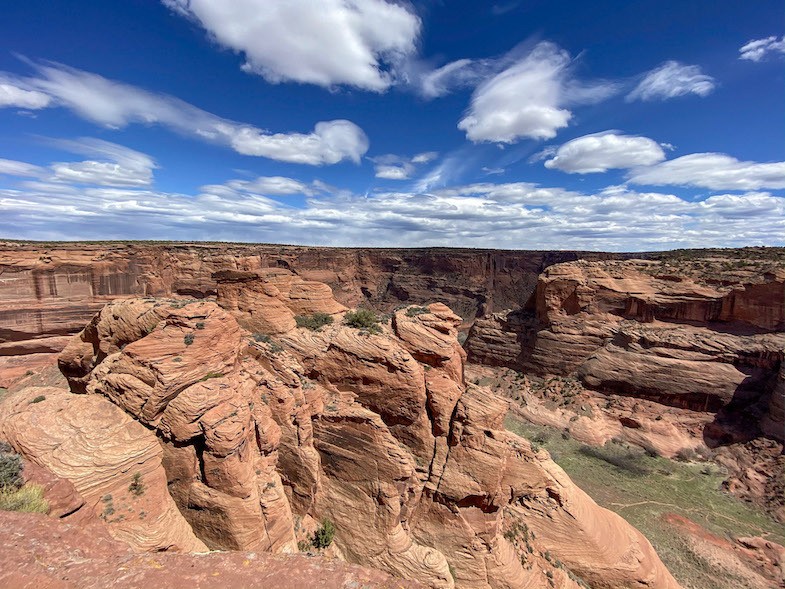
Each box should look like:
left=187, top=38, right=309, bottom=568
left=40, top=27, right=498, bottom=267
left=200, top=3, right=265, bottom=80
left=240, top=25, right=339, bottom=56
left=0, top=483, right=49, bottom=513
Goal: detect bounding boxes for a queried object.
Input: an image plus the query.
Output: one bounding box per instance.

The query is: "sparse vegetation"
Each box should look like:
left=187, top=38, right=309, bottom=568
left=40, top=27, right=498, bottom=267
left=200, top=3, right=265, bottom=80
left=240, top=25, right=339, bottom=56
left=0, top=446, right=23, bottom=490
left=344, top=309, right=382, bottom=334
left=29, top=395, right=46, bottom=404
left=504, top=416, right=785, bottom=589
left=295, top=312, right=334, bottom=331
left=252, top=333, right=284, bottom=353
left=195, top=321, right=205, bottom=330
left=406, top=306, right=429, bottom=317
left=128, top=472, right=145, bottom=497
left=183, top=333, right=195, bottom=345
left=312, top=518, right=336, bottom=549
left=199, top=371, right=224, bottom=382
left=0, top=483, right=48, bottom=513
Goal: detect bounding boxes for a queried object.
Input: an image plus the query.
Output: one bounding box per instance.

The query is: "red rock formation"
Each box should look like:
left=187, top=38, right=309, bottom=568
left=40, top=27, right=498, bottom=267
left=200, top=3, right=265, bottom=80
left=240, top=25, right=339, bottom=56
left=2, top=280, right=681, bottom=588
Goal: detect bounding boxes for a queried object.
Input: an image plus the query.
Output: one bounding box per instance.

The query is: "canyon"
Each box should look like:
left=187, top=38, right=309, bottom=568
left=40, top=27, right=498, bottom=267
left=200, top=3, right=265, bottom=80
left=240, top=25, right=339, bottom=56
left=0, top=242, right=783, bottom=589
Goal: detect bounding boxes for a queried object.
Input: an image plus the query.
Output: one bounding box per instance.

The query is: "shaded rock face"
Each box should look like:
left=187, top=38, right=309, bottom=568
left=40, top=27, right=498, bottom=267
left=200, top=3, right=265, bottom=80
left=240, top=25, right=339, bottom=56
left=466, top=260, right=785, bottom=442
left=0, top=242, right=624, bottom=347
left=1, top=276, right=680, bottom=589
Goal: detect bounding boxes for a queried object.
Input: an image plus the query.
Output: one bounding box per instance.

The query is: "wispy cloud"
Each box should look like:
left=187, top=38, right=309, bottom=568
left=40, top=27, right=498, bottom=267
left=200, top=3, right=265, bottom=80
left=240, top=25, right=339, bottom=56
left=739, top=35, right=785, bottom=62
left=627, top=61, right=715, bottom=101
left=0, top=60, right=369, bottom=165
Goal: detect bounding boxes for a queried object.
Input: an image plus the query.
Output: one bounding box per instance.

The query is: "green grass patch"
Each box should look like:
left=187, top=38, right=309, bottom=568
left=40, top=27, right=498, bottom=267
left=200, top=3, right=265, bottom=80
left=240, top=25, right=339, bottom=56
left=0, top=483, right=49, bottom=513
left=505, top=415, right=785, bottom=588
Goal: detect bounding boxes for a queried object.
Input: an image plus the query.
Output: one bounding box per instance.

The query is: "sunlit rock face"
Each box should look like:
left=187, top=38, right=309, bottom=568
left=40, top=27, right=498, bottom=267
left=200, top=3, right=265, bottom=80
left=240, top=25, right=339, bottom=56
left=2, top=270, right=681, bottom=588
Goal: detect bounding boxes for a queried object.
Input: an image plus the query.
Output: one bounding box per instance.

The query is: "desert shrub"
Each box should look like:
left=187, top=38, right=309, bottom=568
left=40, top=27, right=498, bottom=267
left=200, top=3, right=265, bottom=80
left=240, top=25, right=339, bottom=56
left=195, top=322, right=205, bottom=330
left=252, top=333, right=272, bottom=343
left=406, top=306, right=429, bottom=317
left=0, top=483, right=48, bottom=513
left=30, top=395, right=46, bottom=404
left=344, top=309, right=381, bottom=333
left=578, top=444, right=650, bottom=476
left=0, top=450, right=22, bottom=490
left=128, top=472, right=145, bottom=496
left=675, top=447, right=698, bottom=462
left=183, top=333, right=195, bottom=346
left=295, top=312, right=334, bottom=331
left=312, top=518, right=336, bottom=549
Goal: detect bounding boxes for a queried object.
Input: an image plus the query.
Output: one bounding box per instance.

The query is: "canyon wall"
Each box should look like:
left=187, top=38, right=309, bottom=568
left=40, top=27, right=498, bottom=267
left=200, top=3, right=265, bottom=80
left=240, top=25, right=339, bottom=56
left=0, top=241, right=626, bottom=348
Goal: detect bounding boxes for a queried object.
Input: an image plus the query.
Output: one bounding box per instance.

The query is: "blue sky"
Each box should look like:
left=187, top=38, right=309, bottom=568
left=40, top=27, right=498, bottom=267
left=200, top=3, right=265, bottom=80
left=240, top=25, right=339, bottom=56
left=0, top=0, right=783, bottom=250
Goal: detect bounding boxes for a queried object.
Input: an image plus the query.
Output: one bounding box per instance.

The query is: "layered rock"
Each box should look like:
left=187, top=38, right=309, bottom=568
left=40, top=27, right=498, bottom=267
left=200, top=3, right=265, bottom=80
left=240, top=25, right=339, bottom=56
left=0, top=241, right=628, bottom=349
left=466, top=259, right=785, bottom=442
left=0, top=386, right=206, bottom=552
left=1, top=280, right=680, bottom=588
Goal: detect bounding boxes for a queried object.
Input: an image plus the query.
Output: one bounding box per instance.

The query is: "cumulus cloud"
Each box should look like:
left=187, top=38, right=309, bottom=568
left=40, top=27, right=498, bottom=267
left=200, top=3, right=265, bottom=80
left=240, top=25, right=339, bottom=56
left=627, top=61, right=715, bottom=101
left=628, top=153, right=785, bottom=190
left=739, top=36, right=785, bottom=62
left=0, top=80, right=51, bottom=109
left=2, top=168, right=782, bottom=250
left=2, top=61, right=369, bottom=165
left=162, top=0, right=420, bottom=92
left=371, top=152, right=439, bottom=180
left=458, top=42, right=618, bottom=143
left=544, top=131, right=667, bottom=173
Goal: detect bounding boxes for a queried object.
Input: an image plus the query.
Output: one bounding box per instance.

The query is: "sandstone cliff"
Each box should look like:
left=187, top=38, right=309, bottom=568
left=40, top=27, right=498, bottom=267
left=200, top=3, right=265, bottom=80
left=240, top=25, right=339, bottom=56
left=0, top=271, right=680, bottom=589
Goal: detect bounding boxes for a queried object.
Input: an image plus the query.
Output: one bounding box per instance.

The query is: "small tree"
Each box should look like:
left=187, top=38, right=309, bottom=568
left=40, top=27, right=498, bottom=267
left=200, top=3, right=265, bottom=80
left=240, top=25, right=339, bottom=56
left=312, top=518, right=336, bottom=549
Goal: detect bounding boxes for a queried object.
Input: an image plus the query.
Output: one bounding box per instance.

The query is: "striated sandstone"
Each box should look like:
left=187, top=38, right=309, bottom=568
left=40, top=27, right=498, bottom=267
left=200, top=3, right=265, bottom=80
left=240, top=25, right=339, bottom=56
left=0, top=386, right=206, bottom=552
left=0, top=286, right=682, bottom=588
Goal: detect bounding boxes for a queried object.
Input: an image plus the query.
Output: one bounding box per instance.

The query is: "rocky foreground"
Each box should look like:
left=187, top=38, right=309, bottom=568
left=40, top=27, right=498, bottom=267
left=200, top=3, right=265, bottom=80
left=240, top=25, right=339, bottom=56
left=0, top=268, right=680, bottom=589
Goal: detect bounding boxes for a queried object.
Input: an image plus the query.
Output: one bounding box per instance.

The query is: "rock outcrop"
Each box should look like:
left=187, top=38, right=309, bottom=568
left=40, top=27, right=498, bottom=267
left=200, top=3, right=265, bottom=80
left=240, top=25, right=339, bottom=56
left=1, top=272, right=680, bottom=588
left=467, top=259, right=785, bottom=440
left=0, top=511, right=426, bottom=589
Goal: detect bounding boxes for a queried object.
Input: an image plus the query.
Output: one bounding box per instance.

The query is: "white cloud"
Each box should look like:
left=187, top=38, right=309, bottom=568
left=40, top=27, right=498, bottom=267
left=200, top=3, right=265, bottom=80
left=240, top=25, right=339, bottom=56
left=411, top=151, right=438, bottom=164
left=0, top=81, right=51, bottom=109
left=628, top=153, right=785, bottom=190
left=0, top=138, right=157, bottom=187
left=627, top=61, right=715, bottom=101
left=0, top=158, right=46, bottom=177
left=457, top=42, right=618, bottom=143
left=418, top=59, right=495, bottom=98
left=371, top=152, right=439, bottom=180
left=544, top=131, right=667, bottom=173
left=739, top=36, right=785, bottom=62
left=162, top=0, right=420, bottom=92
left=2, top=172, right=782, bottom=250
left=3, top=61, right=369, bottom=165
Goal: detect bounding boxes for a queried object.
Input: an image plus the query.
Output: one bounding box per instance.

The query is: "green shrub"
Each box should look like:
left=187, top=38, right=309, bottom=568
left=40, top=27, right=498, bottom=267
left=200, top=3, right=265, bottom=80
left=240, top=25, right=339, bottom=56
left=344, top=309, right=380, bottom=331
left=0, top=483, right=48, bottom=513
left=128, top=472, right=145, bottom=497
left=195, top=322, right=205, bottom=330
left=675, top=447, right=698, bottom=462
left=0, top=450, right=22, bottom=490
left=183, top=333, right=194, bottom=346
left=30, top=395, right=46, bottom=404
left=405, top=306, right=429, bottom=317
left=578, top=444, right=650, bottom=476
left=252, top=333, right=272, bottom=343
left=312, top=518, right=336, bottom=549
left=295, top=312, right=334, bottom=331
